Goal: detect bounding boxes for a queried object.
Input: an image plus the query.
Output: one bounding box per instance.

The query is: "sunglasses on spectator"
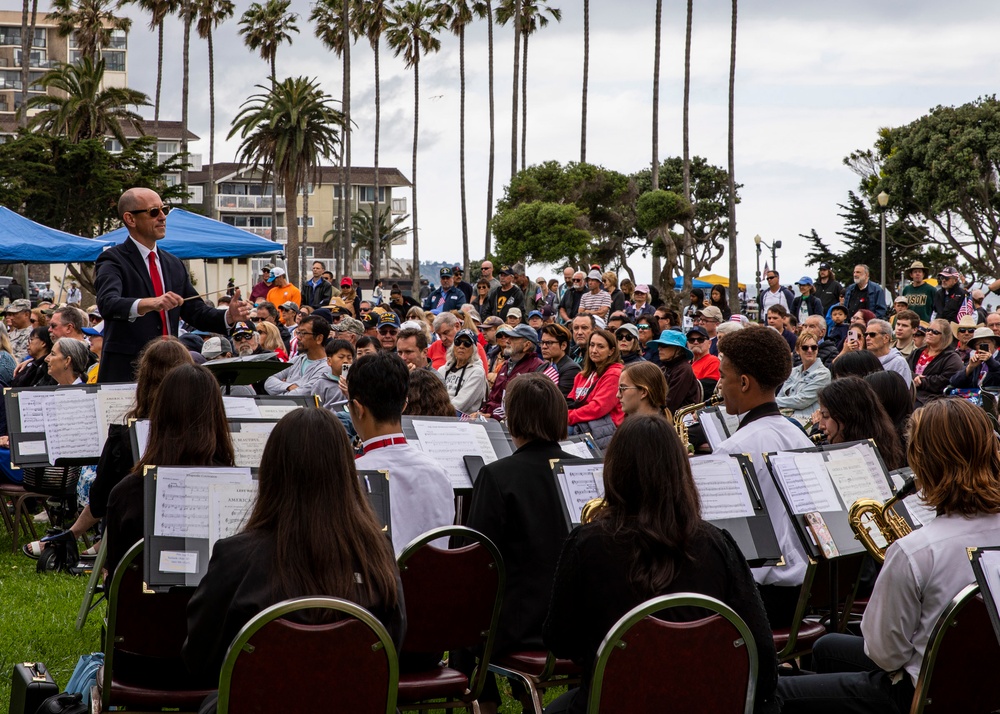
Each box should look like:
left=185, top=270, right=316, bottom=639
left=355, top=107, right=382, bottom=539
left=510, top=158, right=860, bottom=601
left=572, top=279, right=582, bottom=284
left=233, top=334, right=254, bottom=342
left=800, top=344, right=819, bottom=352
left=687, top=336, right=706, bottom=344
left=128, top=205, right=171, bottom=218
left=925, top=328, right=942, bottom=335
left=637, top=324, right=651, bottom=330
left=958, top=327, right=976, bottom=334
left=378, top=327, right=399, bottom=335
left=617, top=334, right=636, bottom=342
left=864, top=331, right=885, bottom=338
left=454, top=338, right=475, bottom=348
left=766, top=274, right=777, bottom=280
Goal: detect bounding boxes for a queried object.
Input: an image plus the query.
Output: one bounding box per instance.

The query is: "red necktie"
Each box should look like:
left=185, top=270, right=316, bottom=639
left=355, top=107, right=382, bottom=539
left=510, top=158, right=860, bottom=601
left=147, top=252, right=169, bottom=336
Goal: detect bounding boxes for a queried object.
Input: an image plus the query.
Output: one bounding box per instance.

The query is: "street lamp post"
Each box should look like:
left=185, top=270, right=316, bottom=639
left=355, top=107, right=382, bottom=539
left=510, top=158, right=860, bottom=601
left=878, top=191, right=889, bottom=289
left=754, top=234, right=762, bottom=310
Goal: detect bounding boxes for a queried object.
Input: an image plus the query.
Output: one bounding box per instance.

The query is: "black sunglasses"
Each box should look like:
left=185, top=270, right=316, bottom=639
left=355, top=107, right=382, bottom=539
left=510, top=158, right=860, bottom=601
left=800, top=344, right=819, bottom=352
left=925, top=328, right=942, bottom=335
left=128, top=205, right=171, bottom=218
left=687, top=336, right=706, bottom=344
left=958, top=327, right=976, bottom=334
left=766, top=275, right=777, bottom=280
left=864, top=332, right=885, bottom=339
left=454, top=338, right=475, bottom=348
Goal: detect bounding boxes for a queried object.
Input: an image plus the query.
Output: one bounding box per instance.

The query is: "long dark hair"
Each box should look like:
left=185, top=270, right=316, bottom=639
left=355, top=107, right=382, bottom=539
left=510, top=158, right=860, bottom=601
left=819, top=377, right=905, bottom=470
left=710, top=283, right=730, bottom=316
left=126, top=337, right=194, bottom=421
left=403, top=368, right=455, bottom=416
left=864, top=371, right=913, bottom=455
left=137, top=364, right=234, bottom=472
left=831, top=350, right=883, bottom=380
left=244, top=408, right=399, bottom=607
left=597, top=416, right=701, bottom=596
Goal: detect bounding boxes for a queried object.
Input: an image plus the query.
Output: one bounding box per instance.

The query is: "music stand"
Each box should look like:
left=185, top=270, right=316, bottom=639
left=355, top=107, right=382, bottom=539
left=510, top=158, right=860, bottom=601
left=204, top=354, right=286, bottom=394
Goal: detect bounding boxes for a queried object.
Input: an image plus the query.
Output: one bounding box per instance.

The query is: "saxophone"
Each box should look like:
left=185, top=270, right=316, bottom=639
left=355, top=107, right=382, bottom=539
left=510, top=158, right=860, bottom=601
left=848, top=479, right=916, bottom=563
left=673, top=394, right=724, bottom=454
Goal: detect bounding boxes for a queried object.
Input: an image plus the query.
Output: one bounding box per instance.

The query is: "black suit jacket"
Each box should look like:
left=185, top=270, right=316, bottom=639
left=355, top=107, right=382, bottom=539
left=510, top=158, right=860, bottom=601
left=465, top=440, right=574, bottom=653
left=95, top=238, right=227, bottom=382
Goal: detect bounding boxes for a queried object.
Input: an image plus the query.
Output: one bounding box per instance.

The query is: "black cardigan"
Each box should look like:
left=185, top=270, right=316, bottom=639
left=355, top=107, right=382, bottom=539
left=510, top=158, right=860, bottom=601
left=543, top=521, right=779, bottom=714
left=907, top=345, right=965, bottom=406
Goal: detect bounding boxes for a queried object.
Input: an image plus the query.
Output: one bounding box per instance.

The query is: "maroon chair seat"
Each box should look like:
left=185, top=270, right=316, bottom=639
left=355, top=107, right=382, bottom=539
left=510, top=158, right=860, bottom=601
left=218, top=598, right=398, bottom=714
left=106, top=678, right=214, bottom=710
left=489, top=650, right=584, bottom=714
left=493, top=651, right=581, bottom=678
left=772, top=620, right=826, bottom=654
left=397, top=667, right=470, bottom=701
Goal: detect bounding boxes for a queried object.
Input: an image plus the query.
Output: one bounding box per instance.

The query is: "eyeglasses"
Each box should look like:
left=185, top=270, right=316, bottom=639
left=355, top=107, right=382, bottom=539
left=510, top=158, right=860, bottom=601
left=572, top=280, right=582, bottom=284
left=617, top=334, right=636, bottom=342
left=800, top=344, right=819, bottom=352
left=766, top=275, right=778, bottom=280
left=127, top=205, right=171, bottom=218
left=233, top=334, right=254, bottom=342
left=864, top=332, right=885, bottom=339
left=687, top=336, right=706, bottom=344
left=378, top=327, right=399, bottom=335
left=958, top=327, right=976, bottom=334
left=540, top=340, right=561, bottom=346
left=617, top=385, right=641, bottom=396
left=926, top=329, right=943, bottom=335
left=637, top=324, right=651, bottom=330
left=454, top=339, right=475, bottom=348
left=294, top=330, right=315, bottom=337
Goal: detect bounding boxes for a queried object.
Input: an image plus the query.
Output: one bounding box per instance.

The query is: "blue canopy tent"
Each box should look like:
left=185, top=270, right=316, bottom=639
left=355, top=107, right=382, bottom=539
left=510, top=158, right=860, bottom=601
left=101, top=208, right=283, bottom=259
left=0, top=206, right=113, bottom=263
left=673, top=276, right=714, bottom=290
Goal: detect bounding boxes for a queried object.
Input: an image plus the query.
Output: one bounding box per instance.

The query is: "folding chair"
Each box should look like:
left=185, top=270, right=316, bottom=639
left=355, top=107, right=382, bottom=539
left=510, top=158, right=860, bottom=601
left=96, top=541, right=214, bottom=713
left=76, top=537, right=108, bottom=631
left=588, top=592, right=758, bottom=714
left=910, top=583, right=1000, bottom=714
left=395, top=526, right=505, bottom=713
left=773, top=559, right=826, bottom=663
left=489, top=650, right=582, bottom=714
left=217, top=597, right=399, bottom=714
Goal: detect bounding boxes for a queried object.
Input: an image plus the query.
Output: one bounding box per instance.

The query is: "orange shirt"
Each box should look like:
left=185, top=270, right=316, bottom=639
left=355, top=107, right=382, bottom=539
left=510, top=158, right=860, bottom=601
left=266, top=284, right=301, bottom=308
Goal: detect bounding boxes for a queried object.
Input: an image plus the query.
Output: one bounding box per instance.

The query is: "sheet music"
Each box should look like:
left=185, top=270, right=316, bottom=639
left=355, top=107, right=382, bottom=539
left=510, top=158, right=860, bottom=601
left=97, top=384, right=137, bottom=452
left=558, top=462, right=605, bottom=524
left=902, top=494, right=938, bottom=528
left=208, top=482, right=258, bottom=555
left=222, top=396, right=261, bottom=419
left=722, top=411, right=741, bottom=437
left=700, top=411, right=728, bottom=450
left=411, top=420, right=498, bottom=490
left=135, top=419, right=150, bottom=459
left=229, top=423, right=273, bottom=469
left=18, top=390, right=55, bottom=433
left=257, top=403, right=300, bottom=419
left=690, top=456, right=756, bottom=520
left=47, top=390, right=101, bottom=462
left=770, top=452, right=842, bottom=515
left=844, top=443, right=894, bottom=501
left=825, top=451, right=892, bottom=509
left=153, top=467, right=252, bottom=539
left=977, top=551, right=1000, bottom=623
left=558, top=439, right=594, bottom=459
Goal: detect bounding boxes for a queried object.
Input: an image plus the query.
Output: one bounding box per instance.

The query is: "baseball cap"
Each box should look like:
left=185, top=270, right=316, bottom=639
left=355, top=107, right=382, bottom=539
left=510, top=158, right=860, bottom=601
left=698, top=306, right=724, bottom=322
left=280, top=301, right=298, bottom=312
left=499, top=265, right=516, bottom=276
left=201, top=335, right=233, bottom=359
left=5, top=299, right=30, bottom=313
left=229, top=321, right=255, bottom=340
left=340, top=276, right=353, bottom=287
left=507, top=324, right=539, bottom=344
left=819, top=262, right=832, bottom=270
left=527, top=310, right=543, bottom=320
left=796, top=276, right=814, bottom=286
left=686, top=325, right=709, bottom=339
left=82, top=326, right=102, bottom=337
left=894, top=295, right=909, bottom=305
left=377, top=311, right=400, bottom=329
left=615, top=323, right=640, bottom=340
left=361, top=312, right=377, bottom=329
left=439, top=267, right=453, bottom=278
left=266, top=267, right=285, bottom=283
left=633, top=284, right=649, bottom=294
left=938, top=266, right=961, bottom=278
left=455, top=328, right=477, bottom=344
left=482, top=316, right=504, bottom=328
left=507, top=307, right=522, bottom=319
left=587, top=269, right=603, bottom=281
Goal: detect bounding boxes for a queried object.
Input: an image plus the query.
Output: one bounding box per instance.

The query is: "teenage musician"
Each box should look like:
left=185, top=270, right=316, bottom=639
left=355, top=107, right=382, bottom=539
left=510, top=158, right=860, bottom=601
left=778, top=398, right=1000, bottom=713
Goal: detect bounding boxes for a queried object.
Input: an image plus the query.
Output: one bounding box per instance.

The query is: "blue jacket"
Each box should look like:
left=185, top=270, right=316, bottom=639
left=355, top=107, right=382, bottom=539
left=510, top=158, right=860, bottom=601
left=791, top=295, right=824, bottom=318
left=843, top=280, right=887, bottom=319
left=423, top=285, right=466, bottom=313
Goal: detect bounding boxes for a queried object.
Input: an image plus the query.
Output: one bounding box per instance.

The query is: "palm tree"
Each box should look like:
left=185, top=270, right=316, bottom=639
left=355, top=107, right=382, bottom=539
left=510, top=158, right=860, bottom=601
left=19, top=0, right=31, bottom=128
left=48, top=0, right=131, bottom=63
left=195, top=0, right=235, bottom=220
left=507, top=0, right=520, bottom=180
left=497, top=0, right=561, bottom=172
left=385, top=0, right=445, bottom=294
left=726, top=0, right=739, bottom=310
left=580, top=0, right=587, bottom=163
left=179, top=0, right=195, bottom=201
left=339, top=206, right=411, bottom=261
left=650, top=0, right=662, bottom=286
left=26, top=57, right=148, bottom=143
left=130, top=0, right=181, bottom=134
left=229, top=77, right=343, bottom=287
left=311, top=0, right=359, bottom=278
left=443, top=0, right=473, bottom=276
left=355, top=0, right=388, bottom=282
left=680, top=0, right=693, bottom=290
left=471, top=0, right=495, bottom=256
left=239, top=0, right=300, bottom=246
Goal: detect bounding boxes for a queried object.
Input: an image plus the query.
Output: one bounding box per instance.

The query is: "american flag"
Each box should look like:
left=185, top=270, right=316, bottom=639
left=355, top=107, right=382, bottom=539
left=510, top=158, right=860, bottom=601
left=542, top=362, right=560, bottom=384
left=956, top=296, right=975, bottom=321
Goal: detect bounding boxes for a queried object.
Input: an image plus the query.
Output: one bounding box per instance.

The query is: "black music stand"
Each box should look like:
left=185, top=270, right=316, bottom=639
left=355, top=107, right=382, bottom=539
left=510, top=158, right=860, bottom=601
left=204, top=354, right=286, bottom=394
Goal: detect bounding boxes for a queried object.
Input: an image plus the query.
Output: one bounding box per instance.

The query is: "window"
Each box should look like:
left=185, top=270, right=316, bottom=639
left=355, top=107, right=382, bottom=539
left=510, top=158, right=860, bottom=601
left=104, top=139, right=123, bottom=152
left=157, top=141, right=179, bottom=154
left=103, top=50, right=125, bottom=72
left=358, top=186, right=386, bottom=203
left=107, top=30, right=127, bottom=50
left=297, top=216, right=315, bottom=227
left=224, top=215, right=272, bottom=227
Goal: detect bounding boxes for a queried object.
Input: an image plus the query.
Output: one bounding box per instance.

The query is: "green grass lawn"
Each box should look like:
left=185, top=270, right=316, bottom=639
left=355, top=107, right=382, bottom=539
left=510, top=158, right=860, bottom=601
left=0, top=529, right=565, bottom=712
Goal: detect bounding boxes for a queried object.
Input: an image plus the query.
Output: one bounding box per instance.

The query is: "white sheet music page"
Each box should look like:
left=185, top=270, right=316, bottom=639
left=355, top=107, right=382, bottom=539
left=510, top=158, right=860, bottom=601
left=47, top=390, right=101, bottom=462
left=700, top=411, right=728, bottom=450
left=770, top=452, right=842, bottom=515
left=411, top=420, right=498, bottom=489
left=843, top=443, right=894, bottom=501
left=135, top=419, right=150, bottom=459
left=825, top=451, right=890, bottom=509
left=208, top=482, right=258, bottom=555
left=97, top=384, right=137, bottom=452
left=153, top=467, right=252, bottom=539
left=690, top=456, right=756, bottom=520
left=257, top=402, right=300, bottom=419
left=558, top=462, right=605, bottom=524
left=978, top=551, right=1000, bottom=620
left=558, top=440, right=594, bottom=459
left=230, top=423, right=274, bottom=469
left=222, top=396, right=261, bottom=419
left=18, top=390, right=55, bottom=433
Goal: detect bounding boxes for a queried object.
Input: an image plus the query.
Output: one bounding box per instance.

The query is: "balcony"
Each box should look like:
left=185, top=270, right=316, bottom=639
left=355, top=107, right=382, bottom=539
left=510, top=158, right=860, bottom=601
left=217, top=194, right=286, bottom=211
left=243, top=226, right=287, bottom=241
left=392, top=197, right=407, bottom=214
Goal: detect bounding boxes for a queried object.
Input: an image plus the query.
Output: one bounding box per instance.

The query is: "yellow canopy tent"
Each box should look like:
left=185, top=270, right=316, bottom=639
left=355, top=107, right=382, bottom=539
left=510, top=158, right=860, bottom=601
left=697, top=274, right=746, bottom=291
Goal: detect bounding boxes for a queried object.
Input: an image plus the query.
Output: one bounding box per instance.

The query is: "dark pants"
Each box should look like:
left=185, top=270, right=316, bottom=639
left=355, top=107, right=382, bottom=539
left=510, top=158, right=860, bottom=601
left=777, top=634, right=915, bottom=714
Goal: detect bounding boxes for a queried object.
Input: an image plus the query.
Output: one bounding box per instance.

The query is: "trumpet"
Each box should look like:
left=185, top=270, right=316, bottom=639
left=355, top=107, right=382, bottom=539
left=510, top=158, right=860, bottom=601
left=673, top=394, right=724, bottom=454
left=848, top=479, right=916, bottom=563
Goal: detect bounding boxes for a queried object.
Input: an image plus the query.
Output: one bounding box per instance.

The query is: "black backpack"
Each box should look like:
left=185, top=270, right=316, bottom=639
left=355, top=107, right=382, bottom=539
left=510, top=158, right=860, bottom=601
left=35, top=692, right=88, bottom=714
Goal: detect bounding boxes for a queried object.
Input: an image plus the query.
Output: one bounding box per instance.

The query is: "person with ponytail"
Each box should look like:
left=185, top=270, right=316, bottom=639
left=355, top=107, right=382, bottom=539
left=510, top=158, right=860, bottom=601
left=617, top=361, right=671, bottom=419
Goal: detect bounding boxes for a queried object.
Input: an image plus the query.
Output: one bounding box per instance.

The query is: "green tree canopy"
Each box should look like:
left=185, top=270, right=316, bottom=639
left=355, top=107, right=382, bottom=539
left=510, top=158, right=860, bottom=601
left=492, top=200, right=591, bottom=265
left=845, top=96, right=1000, bottom=279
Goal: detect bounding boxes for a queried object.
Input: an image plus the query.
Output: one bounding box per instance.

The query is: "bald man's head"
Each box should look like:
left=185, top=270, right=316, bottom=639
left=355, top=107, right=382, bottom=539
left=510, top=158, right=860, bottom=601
left=118, top=188, right=168, bottom=246
left=118, top=187, right=160, bottom=219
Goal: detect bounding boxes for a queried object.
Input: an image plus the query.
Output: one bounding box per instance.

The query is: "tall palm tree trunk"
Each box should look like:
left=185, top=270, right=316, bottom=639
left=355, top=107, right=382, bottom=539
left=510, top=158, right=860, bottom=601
left=301, top=185, right=309, bottom=283
left=154, top=22, right=164, bottom=133
left=580, top=0, right=588, bottom=163
left=411, top=60, right=421, bottom=294
left=459, top=26, right=469, bottom=275
left=181, top=4, right=191, bottom=202
left=284, top=180, right=300, bottom=286
left=484, top=0, right=496, bottom=256
left=651, top=0, right=662, bottom=287
left=727, top=0, right=739, bottom=311
left=520, top=31, right=528, bottom=172
left=510, top=0, right=521, bottom=180
left=19, top=0, right=29, bottom=127
left=269, top=59, right=278, bottom=249
left=342, top=0, right=352, bottom=281
left=207, top=27, right=217, bottom=220
left=680, top=0, right=693, bottom=291
left=372, top=41, right=381, bottom=283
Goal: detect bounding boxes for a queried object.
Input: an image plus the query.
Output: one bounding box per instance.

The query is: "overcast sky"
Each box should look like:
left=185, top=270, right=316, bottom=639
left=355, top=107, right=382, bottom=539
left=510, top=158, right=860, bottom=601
left=96, top=0, right=1000, bottom=287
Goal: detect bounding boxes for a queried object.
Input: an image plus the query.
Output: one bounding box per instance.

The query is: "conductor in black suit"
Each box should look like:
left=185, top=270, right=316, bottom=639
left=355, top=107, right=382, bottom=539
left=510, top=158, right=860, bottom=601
left=95, top=188, right=249, bottom=382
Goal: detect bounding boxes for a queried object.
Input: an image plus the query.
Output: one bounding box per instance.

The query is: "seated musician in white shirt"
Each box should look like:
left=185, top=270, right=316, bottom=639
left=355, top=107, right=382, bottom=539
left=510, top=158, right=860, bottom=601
left=349, top=350, right=455, bottom=555
left=713, top=325, right=814, bottom=627
left=778, top=397, right=1000, bottom=714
